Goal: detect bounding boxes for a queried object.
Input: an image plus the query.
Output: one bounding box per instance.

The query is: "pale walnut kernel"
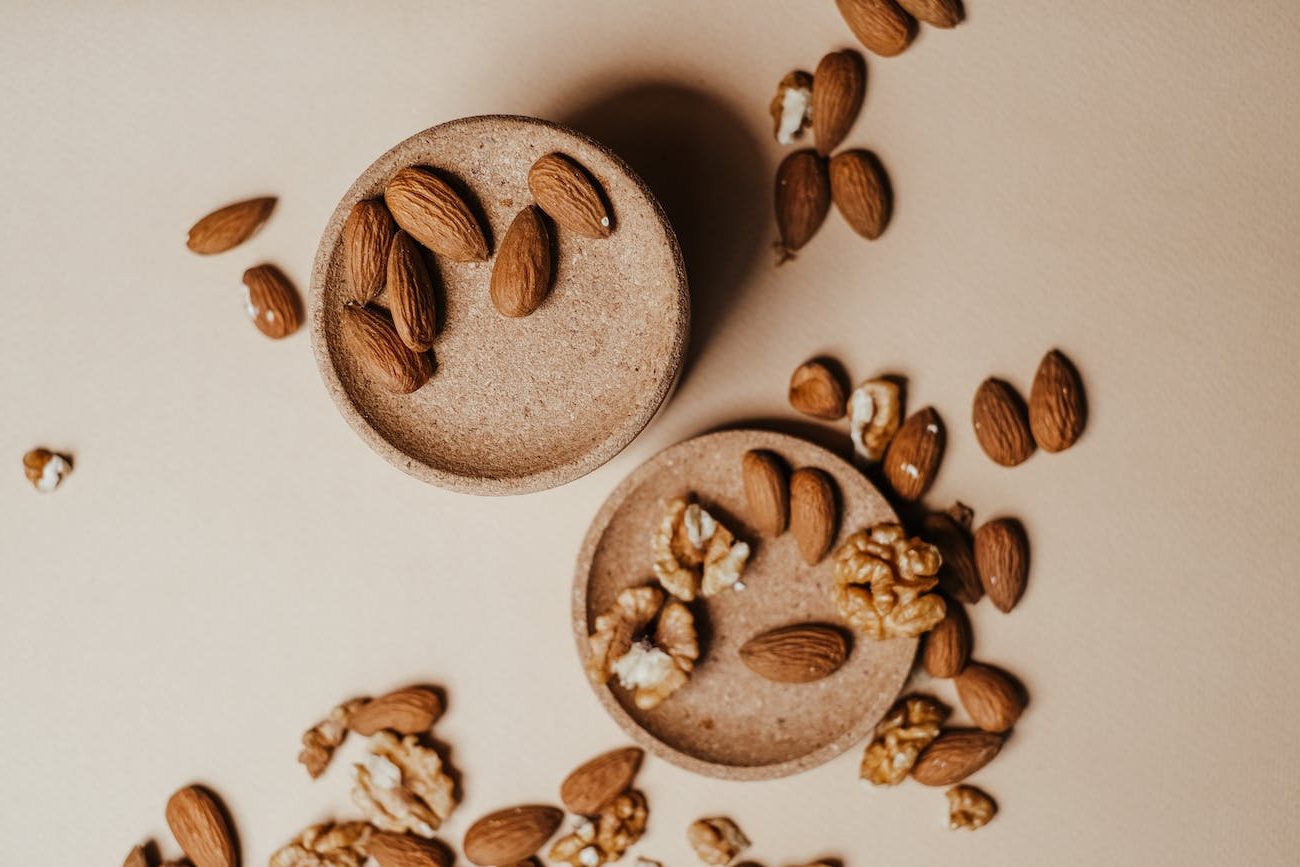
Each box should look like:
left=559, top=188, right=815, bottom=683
left=299, top=697, right=369, bottom=778
left=770, top=70, right=814, bottom=145
left=590, top=588, right=699, bottom=710
left=687, top=817, right=750, bottom=866
left=832, top=523, right=946, bottom=640
left=947, top=785, right=997, bottom=830
left=351, top=732, right=456, bottom=837
left=549, top=791, right=649, bottom=867
left=269, top=820, right=374, bottom=867
left=652, top=497, right=751, bottom=601
left=860, top=694, right=949, bottom=786
left=23, top=448, right=71, bottom=492
left=848, top=379, right=902, bottom=464
left=587, top=585, right=665, bottom=684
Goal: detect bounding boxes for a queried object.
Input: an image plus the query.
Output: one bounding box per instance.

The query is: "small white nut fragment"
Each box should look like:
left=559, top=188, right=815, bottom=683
left=612, top=640, right=676, bottom=690
left=947, top=784, right=997, bottom=830
left=270, top=820, right=374, bottom=867
left=687, top=817, right=750, bottom=866
left=23, top=448, right=71, bottom=492
left=770, top=70, right=814, bottom=145
left=652, top=496, right=751, bottom=601
left=849, top=379, right=902, bottom=465
left=299, top=697, right=369, bottom=778
left=351, top=731, right=456, bottom=838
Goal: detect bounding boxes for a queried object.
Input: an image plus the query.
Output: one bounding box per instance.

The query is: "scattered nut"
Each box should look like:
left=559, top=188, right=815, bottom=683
left=165, top=785, right=236, bottom=867
left=911, top=729, right=1006, bottom=786
left=270, top=821, right=375, bottom=867
left=586, top=585, right=664, bottom=685
left=946, top=785, right=997, bottom=830
left=788, top=359, right=847, bottom=420
left=687, top=817, right=750, bottom=866
left=587, top=586, right=698, bottom=710
left=860, top=694, right=949, bottom=785
left=464, top=806, right=564, bottom=866
left=299, top=696, right=369, bottom=778
left=899, top=0, right=964, bottom=28
left=186, top=196, right=275, bottom=255
left=835, top=0, right=917, bottom=58
left=812, top=49, right=866, bottom=156
left=349, top=686, right=443, bottom=736
left=973, top=518, right=1029, bottom=613
left=560, top=747, right=644, bottom=815
left=972, top=378, right=1035, bottom=467
left=770, top=70, right=814, bottom=145
left=369, top=832, right=453, bottom=867
left=921, top=508, right=982, bottom=604
left=352, top=731, right=457, bottom=837
left=832, top=523, right=946, bottom=640
left=549, top=792, right=648, bottom=867
left=22, top=448, right=71, bottom=492
left=652, top=496, right=751, bottom=600
left=242, top=264, right=302, bottom=339
left=741, top=449, right=789, bottom=536
left=921, top=598, right=971, bottom=678
left=789, top=467, right=838, bottom=564
left=1028, top=348, right=1087, bottom=452
left=848, top=378, right=901, bottom=464
left=954, top=662, right=1026, bottom=732
left=774, top=149, right=830, bottom=263
left=882, top=406, right=945, bottom=501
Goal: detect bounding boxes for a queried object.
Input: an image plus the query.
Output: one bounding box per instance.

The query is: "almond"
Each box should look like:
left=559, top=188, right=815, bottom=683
left=242, top=264, right=301, bottom=339
left=812, top=50, right=866, bottom=156
left=788, top=359, right=847, bottom=420
left=911, top=729, right=1005, bottom=786
left=774, top=149, right=830, bottom=262
left=123, top=845, right=148, bottom=867
left=343, top=199, right=397, bottom=304
left=340, top=304, right=433, bottom=395
left=739, top=623, right=847, bottom=683
left=186, top=197, right=275, bottom=255
left=559, top=747, right=643, bottom=815
left=349, top=686, right=442, bottom=736
left=955, top=663, right=1026, bottom=732
left=829, top=150, right=891, bottom=240
left=387, top=231, right=437, bottom=351
left=165, top=785, right=238, bottom=867
left=835, top=0, right=916, bottom=57
left=922, top=598, right=971, bottom=678
left=972, top=378, right=1035, bottom=467
left=490, top=205, right=554, bottom=318
left=527, top=153, right=612, bottom=239
left=789, top=467, right=837, bottom=564
left=973, top=518, right=1029, bottom=612
left=742, top=449, right=789, bottom=536
left=921, top=511, right=983, bottom=604
left=897, top=0, right=964, bottom=28
left=385, top=166, right=488, bottom=262
left=463, top=805, right=563, bottom=867
left=882, top=406, right=944, bottom=501
left=1028, top=349, right=1086, bottom=452
left=369, top=832, right=452, bottom=867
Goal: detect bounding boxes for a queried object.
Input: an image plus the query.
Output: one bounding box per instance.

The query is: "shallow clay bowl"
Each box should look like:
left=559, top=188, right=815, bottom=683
left=310, top=115, right=688, bottom=495
left=573, top=429, right=916, bottom=780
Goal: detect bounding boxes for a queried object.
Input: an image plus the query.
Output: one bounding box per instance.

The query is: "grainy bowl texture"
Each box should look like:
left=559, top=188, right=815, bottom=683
left=311, top=115, right=688, bottom=494
left=574, top=429, right=917, bottom=780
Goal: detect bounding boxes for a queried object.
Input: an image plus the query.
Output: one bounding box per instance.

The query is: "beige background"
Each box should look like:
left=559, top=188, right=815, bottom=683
left=2, top=1, right=1298, bottom=864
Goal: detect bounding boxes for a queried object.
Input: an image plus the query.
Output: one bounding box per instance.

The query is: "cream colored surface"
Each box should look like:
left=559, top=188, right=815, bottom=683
left=2, top=2, right=1298, bottom=865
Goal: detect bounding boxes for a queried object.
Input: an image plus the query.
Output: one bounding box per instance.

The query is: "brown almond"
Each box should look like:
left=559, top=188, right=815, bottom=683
left=788, top=359, right=847, bottom=420
left=973, top=518, right=1029, bottom=613
left=897, top=0, right=964, bottom=27
left=1028, top=349, right=1086, bottom=452
left=922, top=598, right=971, bottom=678
left=123, top=845, right=148, bottom=867
left=349, top=686, right=442, bottom=736
left=789, top=467, right=837, bottom=564
left=972, top=378, right=1035, bottom=467
left=186, top=197, right=275, bottom=255
left=341, top=305, right=433, bottom=395
left=922, top=511, right=983, bottom=604
left=369, top=833, right=452, bottom=867
left=955, top=663, right=1026, bottom=732
left=912, top=729, right=1005, bottom=786
left=242, top=264, right=301, bottom=339
left=742, top=449, right=789, bottom=536
left=775, top=149, right=830, bottom=262
left=835, top=0, right=916, bottom=57
left=343, top=199, right=397, bottom=304
left=829, top=150, right=891, bottom=240
left=490, top=205, right=554, bottom=317
left=387, top=231, right=437, bottom=351
left=560, top=747, right=643, bottom=815
left=812, top=50, right=866, bottom=156
left=463, top=805, right=563, bottom=867
left=165, top=786, right=238, bottom=867
left=385, top=166, right=488, bottom=262
left=882, top=407, right=945, bottom=500
left=528, top=153, right=612, bottom=239
left=739, top=624, right=847, bottom=683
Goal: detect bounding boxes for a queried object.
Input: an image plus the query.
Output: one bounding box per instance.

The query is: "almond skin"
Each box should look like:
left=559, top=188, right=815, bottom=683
left=463, top=806, right=563, bottom=867
left=835, top=0, right=916, bottom=57
left=812, top=50, right=866, bottom=157
left=973, top=518, right=1029, bottom=613
left=790, top=467, right=837, bottom=564
left=385, top=167, right=488, bottom=262
left=742, top=449, right=789, bottom=536
left=341, top=305, right=433, bottom=395
left=1028, top=349, right=1086, bottom=452
left=490, top=205, right=554, bottom=317
left=123, top=845, right=148, bottom=867
left=739, top=623, right=847, bottom=683
left=922, top=598, right=971, bottom=678
left=922, top=511, right=983, bottom=604
left=343, top=199, right=397, bottom=304
left=187, top=197, right=275, bottom=255
left=165, top=786, right=238, bottom=867
left=883, top=407, right=945, bottom=501
left=911, top=729, right=1005, bottom=786
left=829, top=150, right=891, bottom=240
left=387, top=231, right=437, bottom=352
left=560, top=747, right=643, bottom=815
left=242, top=264, right=301, bottom=339
left=972, top=378, right=1035, bottom=467
left=349, top=686, right=442, bottom=736
left=788, top=359, right=847, bottom=420
left=369, top=832, right=452, bottom=867
left=897, top=0, right=964, bottom=27
left=775, top=149, right=830, bottom=262
left=955, top=663, right=1026, bottom=732
left=528, top=153, right=612, bottom=239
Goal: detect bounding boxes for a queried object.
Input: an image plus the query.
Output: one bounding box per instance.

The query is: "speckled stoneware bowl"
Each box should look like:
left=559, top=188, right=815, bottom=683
left=310, top=115, right=688, bottom=495
left=573, top=429, right=917, bottom=780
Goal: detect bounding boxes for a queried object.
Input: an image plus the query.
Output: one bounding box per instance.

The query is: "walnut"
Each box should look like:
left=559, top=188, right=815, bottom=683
left=860, top=694, right=949, bottom=786
left=351, top=732, right=456, bottom=837
left=687, top=817, right=750, bottom=866
left=832, top=523, right=946, bottom=639
left=947, top=785, right=997, bottom=830
left=587, top=585, right=664, bottom=684
left=23, top=448, right=71, bottom=492
left=298, top=697, right=369, bottom=778
left=269, top=821, right=374, bottom=867
left=652, top=497, right=751, bottom=600
left=770, top=70, right=813, bottom=145
left=549, top=791, right=649, bottom=867
left=588, top=588, right=699, bottom=710
left=848, top=379, right=901, bottom=464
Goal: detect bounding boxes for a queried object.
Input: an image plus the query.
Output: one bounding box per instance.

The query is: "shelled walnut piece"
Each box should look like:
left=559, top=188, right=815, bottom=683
left=652, top=496, right=751, bottom=600
left=848, top=378, right=902, bottom=464
left=299, top=697, right=369, bottom=778
left=270, top=821, right=374, bottom=867
left=587, top=585, right=699, bottom=710
left=548, top=791, right=648, bottom=867
left=23, top=448, right=71, bottom=492
left=352, top=732, right=457, bottom=837
left=832, top=523, right=946, bottom=640
left=860, top=694, right=949, bottom=786
left=687, top=817, right=750, bottom=866
left=946, top=785, right=997, bottom=830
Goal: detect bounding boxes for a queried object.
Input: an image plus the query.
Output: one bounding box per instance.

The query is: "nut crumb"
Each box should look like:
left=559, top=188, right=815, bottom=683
left=687, top=817, right=749, bottom=866
left=770, top=70, right=814, bottom=145
left=299, top=697, right=369, bottom=778
left=652, top=496, right=751, bottom=600
left=549, top=791, right=649, bottom=867
left=947, top=784, right=997, bottom=830
left=23, top=448, right=71, bottom=492
left=351, top=732, right=456, bottom=837
left=270, top=820, right=374, bottom=867
left=848, top=379, right=901, bottom=465
left=860, top=694, right=949, bottom=786
left=832, top=523, right=946, bottom=640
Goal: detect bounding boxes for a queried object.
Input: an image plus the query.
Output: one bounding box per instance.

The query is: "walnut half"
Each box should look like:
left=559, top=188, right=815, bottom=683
left=588, top=587, right=699, bottom=710
left=549, top=791, right=649, bottom=867
left=652, top=497, right=751, bottom=601
left=832, top=523, right=946, bottom=640
left=269, top=821, right=374, bottom=867
left=860, top=694, right=949, bottom=786
left=687, top=817, right=750, bottom=866
left=299, top=697, right=369, bottom=778
left=351, top=732, right=456, bottom=837
left=946, top=785, right=997, bottom=830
